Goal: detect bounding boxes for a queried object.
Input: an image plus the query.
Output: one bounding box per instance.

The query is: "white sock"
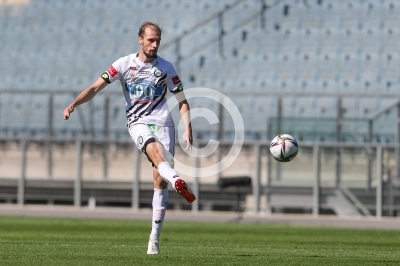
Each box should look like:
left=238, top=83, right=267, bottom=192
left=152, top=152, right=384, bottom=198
left=150, top=188, right=168, bottom=241
left=157, top=162, right=180, bottom=187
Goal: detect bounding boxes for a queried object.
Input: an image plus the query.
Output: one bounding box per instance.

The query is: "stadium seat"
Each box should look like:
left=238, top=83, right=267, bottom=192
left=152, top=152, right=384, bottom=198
left=359, top=68, right=379, bottom=93
left=380, top=68, right=400, bottom=93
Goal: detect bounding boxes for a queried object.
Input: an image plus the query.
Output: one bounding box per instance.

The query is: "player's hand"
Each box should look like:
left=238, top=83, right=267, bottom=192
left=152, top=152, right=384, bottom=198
left=183, top=127, right=193, bottom=151
left=63, top=104, right=74, bottom=120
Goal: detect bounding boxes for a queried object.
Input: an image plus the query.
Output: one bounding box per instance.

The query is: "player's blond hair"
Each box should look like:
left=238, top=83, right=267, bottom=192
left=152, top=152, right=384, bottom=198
left=138, top=21, right=162, bottom=37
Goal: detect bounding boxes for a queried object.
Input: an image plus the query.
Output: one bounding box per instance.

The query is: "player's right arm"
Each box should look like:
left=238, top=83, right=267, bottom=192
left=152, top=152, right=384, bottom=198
left=63, top=77, right=108, bottom=120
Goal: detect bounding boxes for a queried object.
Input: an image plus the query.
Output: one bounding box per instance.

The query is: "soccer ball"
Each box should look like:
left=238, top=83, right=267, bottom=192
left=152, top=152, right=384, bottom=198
left=270, top=134, right=298, bottom=162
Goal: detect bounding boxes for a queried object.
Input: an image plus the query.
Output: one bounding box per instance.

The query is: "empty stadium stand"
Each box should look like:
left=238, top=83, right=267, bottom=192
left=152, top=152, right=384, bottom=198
left=1, top=0, right=400, bottom=142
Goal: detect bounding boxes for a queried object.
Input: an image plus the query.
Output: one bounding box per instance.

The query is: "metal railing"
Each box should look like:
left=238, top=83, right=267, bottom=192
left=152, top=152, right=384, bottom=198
left=1, top=136, right=399, bottom=217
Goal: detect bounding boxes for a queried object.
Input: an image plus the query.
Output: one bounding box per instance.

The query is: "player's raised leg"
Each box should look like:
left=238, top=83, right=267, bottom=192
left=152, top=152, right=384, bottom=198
left=146, top=142, right=196, bottom=203
left=129, top=124, right=196, bottom=203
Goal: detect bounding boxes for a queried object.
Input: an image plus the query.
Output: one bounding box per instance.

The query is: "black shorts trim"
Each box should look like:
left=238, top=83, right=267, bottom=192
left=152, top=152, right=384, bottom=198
left=141, top=138, right=156, bottom=166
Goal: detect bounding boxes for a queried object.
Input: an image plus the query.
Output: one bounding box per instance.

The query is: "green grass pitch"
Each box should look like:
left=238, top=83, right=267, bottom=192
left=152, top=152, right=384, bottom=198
left=0, top=216, right=400, bottom=265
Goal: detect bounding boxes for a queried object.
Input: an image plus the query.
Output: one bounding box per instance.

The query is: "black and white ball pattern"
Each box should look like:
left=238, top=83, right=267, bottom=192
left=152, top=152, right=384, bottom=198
left=270, top=134, right=298, bottom=162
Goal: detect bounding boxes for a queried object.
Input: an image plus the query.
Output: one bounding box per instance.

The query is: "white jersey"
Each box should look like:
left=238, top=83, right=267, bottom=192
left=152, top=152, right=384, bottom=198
left=101, top=53, right=183, bottom=128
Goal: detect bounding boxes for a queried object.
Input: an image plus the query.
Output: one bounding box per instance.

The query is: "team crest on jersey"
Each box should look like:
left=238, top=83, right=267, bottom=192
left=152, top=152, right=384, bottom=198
left=154, top=69, right=162, bottom=77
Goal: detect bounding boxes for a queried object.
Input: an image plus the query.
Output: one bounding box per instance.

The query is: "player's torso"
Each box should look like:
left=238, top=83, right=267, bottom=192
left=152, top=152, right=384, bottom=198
left=119, top=55, right=169, bottom=105
left=117, top=54, right=172, bottom=127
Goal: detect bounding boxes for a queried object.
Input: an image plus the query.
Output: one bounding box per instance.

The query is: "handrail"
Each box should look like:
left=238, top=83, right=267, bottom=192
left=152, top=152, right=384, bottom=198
left=340, top=186, right=372, bottom=216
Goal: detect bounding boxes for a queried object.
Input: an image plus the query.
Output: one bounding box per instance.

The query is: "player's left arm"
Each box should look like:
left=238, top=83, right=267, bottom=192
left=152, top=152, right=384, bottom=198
left=174, top=90, right=192, bottom=151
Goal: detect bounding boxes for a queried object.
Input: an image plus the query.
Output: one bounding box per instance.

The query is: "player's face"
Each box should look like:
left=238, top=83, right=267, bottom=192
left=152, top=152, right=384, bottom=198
left=139, top=27, right=161, bottom=59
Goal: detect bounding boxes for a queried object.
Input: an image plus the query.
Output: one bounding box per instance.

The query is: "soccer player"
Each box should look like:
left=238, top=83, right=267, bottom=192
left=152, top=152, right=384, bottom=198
left=63, top=21, right=196, bottom=255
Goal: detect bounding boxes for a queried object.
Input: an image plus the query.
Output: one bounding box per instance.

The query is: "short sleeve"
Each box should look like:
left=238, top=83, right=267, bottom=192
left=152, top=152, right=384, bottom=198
left=165, top=65, right=183, bottom=92
left=101, top=58, right=123, bottom=83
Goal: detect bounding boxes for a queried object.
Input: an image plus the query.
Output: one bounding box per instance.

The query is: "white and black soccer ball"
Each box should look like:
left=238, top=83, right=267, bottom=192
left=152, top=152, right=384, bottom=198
left=270, top=134, right=298, bottom=162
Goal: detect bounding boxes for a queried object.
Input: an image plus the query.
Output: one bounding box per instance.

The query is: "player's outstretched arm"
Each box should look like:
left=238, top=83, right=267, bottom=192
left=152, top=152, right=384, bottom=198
left=174, top=90, right=192, bottom=151
left=63, top=77, right=108, bottom=120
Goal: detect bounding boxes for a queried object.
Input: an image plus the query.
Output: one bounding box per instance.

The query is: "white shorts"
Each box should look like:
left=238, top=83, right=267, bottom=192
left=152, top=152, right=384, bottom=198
left=128, top=123, right=175, bottom=165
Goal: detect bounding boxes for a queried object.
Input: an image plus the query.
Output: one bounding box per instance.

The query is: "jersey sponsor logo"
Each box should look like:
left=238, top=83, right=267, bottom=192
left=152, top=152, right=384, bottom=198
left=138, top=70, right=152, bottom=75
left=147, top=124, right=156, bottom=133
left=125, top=82, right=163, bottom=103
left=107, top=65, right=118, bottom=77
left=172, top=75, right=181, bottom=85
left=101, top=72, right=110, bottom=83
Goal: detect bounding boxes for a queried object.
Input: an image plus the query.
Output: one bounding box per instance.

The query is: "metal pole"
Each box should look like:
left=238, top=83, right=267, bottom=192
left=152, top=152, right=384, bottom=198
left=253, top=144, right=261, bottom=213
left=266, top=141, right=272, bottom=214
left=47, top=94, right=53, bottom=178
left=192, top=148, right=200, bottom=213
left=217, top=146, right=223, bottom=181
left=103, top=96, right=110, bottom=180
left=277, top=97, right=282, bottom=181
left=313, top=144, right=320, bottom=216
left=396, top=103, right=400, bottom=179
left=218, top=99, right=224, bottom=141
left=18, top=140, right=27, bottom=206
left=104, top=96, right=110, bottom=138
left=336, top=97, right=343, bottom=188
left=132, top=146, right=140, bottom=211
left=367, top=119, right=373, bottom=190
left=88, top=100, right=94, bottom=137
left=388, top=169, right=394, bottom=217
left=265, top=118, right=272, bottom=213
left=376, top=145, right=382, bottom=218
left=74, top=140, right=82, bottom=207
left=217, top=98, right=224, bottom=181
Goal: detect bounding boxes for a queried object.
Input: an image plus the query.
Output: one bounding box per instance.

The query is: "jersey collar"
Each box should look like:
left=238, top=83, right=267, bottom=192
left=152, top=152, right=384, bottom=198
left=134, top=53, right=158, bottom=68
